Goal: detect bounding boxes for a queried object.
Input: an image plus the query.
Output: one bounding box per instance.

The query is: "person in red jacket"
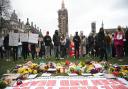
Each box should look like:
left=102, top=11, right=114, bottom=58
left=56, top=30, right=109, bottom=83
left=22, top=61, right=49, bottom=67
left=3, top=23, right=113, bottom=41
left=114, top=26, right=125, bottom=60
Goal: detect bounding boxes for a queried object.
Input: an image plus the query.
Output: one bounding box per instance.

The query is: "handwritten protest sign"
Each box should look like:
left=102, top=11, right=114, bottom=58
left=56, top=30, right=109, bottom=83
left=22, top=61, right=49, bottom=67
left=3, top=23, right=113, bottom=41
left=28, top=33, right=39, bottom=44
left=9, top=32, right=19, bottom=46
left=20, top=33, right=29, bottom=42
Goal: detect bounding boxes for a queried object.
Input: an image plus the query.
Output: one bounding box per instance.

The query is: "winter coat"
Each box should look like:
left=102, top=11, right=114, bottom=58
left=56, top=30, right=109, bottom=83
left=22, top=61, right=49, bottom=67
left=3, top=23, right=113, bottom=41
left=114, top=32, right=124, bottom=47
left=97, top=32, right=106, bottom=49
left=73, top=35, right=81, bottom=47
left=53, top=34, right=60, bottom=46
left=44, top=35, right=52, bottom=46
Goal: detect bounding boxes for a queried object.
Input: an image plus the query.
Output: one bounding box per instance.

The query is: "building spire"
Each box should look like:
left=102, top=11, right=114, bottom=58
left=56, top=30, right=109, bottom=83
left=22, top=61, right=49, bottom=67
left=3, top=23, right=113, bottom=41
left=62, top=0, right=65, bottom=9
left=102, top=20, right=104, bottom=28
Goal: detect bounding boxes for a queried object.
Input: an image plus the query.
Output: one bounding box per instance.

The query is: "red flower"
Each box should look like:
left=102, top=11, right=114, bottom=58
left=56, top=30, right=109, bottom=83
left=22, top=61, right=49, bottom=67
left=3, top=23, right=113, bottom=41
left=65, top=60, right=70, bottom=66
left=112, top=71, right=119, bottom=76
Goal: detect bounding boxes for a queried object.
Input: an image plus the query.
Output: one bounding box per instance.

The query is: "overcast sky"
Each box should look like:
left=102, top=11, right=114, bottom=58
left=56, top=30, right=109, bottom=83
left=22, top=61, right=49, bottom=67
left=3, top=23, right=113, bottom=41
left=10, top=0, right=128, bottom=36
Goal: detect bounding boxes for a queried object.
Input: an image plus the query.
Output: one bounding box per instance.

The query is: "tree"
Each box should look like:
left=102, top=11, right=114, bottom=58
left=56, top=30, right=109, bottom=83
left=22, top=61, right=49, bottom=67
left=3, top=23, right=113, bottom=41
left=0, top=0, right=11, bottom=34
left=0, top=0, right=11, bottom=19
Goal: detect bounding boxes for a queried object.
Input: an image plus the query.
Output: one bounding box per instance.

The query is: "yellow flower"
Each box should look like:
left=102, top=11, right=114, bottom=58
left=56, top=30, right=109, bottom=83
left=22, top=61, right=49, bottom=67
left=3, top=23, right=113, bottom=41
left=18, top=68, right=24, bottom=73
left=28, top=68, right=32, bottom=73
left=33, top=70, right=37, bottom=74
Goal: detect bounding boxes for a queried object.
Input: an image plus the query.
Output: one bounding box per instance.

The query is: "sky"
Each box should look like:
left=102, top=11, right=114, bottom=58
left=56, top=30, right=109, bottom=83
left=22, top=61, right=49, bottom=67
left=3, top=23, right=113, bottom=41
left=10, top=0, right=128, bottom=36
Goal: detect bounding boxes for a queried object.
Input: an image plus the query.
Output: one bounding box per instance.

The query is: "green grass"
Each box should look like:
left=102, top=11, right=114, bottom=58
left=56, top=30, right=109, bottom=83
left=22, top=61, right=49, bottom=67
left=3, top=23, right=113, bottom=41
left=0, top=55, right=128, bottom=78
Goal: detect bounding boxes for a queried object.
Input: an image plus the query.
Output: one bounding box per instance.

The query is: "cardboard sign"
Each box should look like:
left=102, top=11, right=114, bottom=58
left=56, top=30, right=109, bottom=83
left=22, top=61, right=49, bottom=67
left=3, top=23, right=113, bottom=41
left=20, top=33, right=29, bottom=42
left=6, top=77, right=128, bottom=89
left=9, top=33, right=19, bottom=46
left=28, top=33, right=39, bottom=44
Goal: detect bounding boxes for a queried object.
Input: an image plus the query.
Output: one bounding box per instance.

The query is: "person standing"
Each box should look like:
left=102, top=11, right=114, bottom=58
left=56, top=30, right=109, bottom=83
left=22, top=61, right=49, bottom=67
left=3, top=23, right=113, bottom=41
left=3, top=34, right=10, bottom=61
left=81, top=36, right=86, bottom=57
left=60, top=34, right=66, bottom=59
left=73, top=32, right=81, bottom=59
left=88, top=33, right=95, bottom=55
left=105, top=32, right=112, bottom=58
left=97, top=28, right=107, bottom=61
left=114, top=26, right=125, bottom=60
left=22, top=42, right=28, bottom=60
left=53, top=30, right=60, bottom=59
left=44, top=31, right=52, bottom=58
left=65, top=34, right=70, bottom=58
left=111, top=34, right=116, bottom=57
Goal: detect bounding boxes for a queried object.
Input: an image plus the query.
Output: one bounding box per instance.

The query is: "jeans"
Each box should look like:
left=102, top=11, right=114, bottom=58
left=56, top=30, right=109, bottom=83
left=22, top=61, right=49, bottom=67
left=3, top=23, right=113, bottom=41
left=54, top=46, right=60, bottom=58
left=45, top=46, right=51, bottom=57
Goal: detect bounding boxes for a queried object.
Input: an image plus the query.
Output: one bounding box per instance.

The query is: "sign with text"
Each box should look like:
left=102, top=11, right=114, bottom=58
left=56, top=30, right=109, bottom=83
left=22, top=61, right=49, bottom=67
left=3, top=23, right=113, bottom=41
left=28, top=33, right=39, bottom=44
left=9, top=33, right=19, bottom=46
left=6, top=78, right=128, bottom=89
left=20, top=33, right=29, bottom=42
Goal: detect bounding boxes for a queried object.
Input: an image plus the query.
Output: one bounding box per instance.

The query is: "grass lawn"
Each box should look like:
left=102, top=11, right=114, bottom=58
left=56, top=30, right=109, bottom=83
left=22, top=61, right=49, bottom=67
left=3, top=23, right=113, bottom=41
left=0, top=55, right=128, bottom=78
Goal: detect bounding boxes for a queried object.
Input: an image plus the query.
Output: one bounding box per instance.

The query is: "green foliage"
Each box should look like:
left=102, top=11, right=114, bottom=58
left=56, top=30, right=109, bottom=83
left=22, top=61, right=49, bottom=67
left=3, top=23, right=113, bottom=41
left=0, top=80, right=7, bottom=89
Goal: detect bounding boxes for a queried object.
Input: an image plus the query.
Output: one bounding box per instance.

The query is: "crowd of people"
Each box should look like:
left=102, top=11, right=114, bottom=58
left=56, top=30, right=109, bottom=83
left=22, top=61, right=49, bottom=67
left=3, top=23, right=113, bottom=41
left=0, top=26, right=128, bottom=61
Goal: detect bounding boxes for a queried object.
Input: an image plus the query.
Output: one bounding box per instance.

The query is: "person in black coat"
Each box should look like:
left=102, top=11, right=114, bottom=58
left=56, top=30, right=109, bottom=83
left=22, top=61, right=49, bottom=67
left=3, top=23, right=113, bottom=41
left=44, top=31, right=52, bottom=57
left=3, top=34, right=10, bottom=60
left=97, top=28, right=107, bottom=61
left=73, top=32, right=81, bottom=59
left=53, top=30, right=60, bottom=59
left=22, top=42, right=28, bottom=60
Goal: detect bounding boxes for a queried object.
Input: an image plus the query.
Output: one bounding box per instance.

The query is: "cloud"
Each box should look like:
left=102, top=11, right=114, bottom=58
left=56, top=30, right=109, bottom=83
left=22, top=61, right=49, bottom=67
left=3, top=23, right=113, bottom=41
left=10, top=0, right=128, bottom=36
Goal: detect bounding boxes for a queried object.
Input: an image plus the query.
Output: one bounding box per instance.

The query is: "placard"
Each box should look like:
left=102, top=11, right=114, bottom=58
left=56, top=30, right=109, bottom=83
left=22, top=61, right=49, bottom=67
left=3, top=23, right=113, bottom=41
left=20, top=33, right=29, bottom=42
left=9, top=32, right=19, bottom=46
left=28, top=33, right=39, bottom=44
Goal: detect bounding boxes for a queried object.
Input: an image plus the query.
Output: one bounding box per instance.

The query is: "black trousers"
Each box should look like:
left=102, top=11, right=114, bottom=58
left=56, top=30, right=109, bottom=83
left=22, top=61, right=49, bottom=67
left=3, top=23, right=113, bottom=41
left=100, top=47, right=107, bottom=61
left=31, top=51, right=35, bottom=60
left=60, top=45, right=66, bottom=58
left=22, top=48, right=28, bottom=60
left=74, top=46, right=79, bottom=59
left=13, top=46, right=18, bottom=61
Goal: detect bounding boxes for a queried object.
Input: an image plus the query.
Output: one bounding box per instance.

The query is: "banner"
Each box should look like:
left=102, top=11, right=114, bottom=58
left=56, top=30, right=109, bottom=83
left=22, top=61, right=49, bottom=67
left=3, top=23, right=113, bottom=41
left=5, top=77, right=128, bottom=89
left=28, top=33, right=39, bottom=44
left=20, top=33, right=29, bottom=42
left=9, top=33, right=19, bottom=46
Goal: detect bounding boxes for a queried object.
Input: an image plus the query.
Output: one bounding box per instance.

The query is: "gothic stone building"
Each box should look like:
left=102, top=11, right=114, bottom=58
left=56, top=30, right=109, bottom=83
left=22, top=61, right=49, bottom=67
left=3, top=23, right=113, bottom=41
left=58, top=0, right=68, bottom=36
